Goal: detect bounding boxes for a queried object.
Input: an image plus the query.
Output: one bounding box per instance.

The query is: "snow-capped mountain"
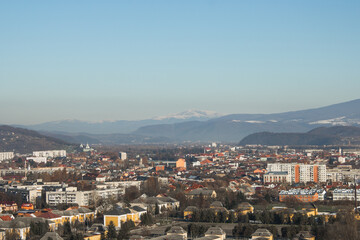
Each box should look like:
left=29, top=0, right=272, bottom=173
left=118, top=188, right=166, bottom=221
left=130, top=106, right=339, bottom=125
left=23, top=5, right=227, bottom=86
left=153, top=110, right=222, bottom=120
left=17, top=110, right=221, bottom=134
left=15, top=99, right=360, bottom=143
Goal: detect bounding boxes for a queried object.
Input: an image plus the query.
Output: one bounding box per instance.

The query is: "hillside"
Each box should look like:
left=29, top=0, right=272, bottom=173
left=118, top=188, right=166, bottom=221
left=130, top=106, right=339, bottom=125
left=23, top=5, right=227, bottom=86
left=0, top=125, right=74, bottom=154
left=134, top=99, right=360, bottom=142
left=239, top=126, right=360, bottom=146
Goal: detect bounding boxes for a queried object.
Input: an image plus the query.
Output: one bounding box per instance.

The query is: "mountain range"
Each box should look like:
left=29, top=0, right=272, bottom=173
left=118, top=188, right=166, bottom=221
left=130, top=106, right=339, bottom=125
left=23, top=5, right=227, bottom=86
left=11, top=99, right=360, bottom=144
left=18, top=110, right=220, bottom=134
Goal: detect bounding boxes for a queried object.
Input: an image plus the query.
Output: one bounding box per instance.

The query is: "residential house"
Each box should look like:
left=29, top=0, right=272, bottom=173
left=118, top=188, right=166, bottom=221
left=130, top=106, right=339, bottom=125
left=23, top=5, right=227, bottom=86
left=40, top=232, right=64, bottom=240
left=237, top=202, right=254, bottom=215
left=0, top=217, right=55, bottom=240
left=251, top=228, right=273, bottom=240
left=184, top=206, right=198, bottom=219
left=103, top=206, right=146, bottom=229
left=186, top=188, right=217, bottom=199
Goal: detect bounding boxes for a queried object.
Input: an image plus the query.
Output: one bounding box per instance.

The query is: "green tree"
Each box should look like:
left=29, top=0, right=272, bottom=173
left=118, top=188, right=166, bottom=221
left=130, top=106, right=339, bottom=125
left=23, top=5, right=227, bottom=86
left=227, top=211, right=235, bottom=223
left=140, top=212, right=154, bottom=225
left=107, top=221, right=117, bottom=239
left=155, top=203, right=160, bottom=215
left=63, top=221, right=72, bottom=236
left=69, top=233, right=84, bottom=240
left=117, top=221, right=135, bottom=240
left=187, top=224, right=208, bottom=238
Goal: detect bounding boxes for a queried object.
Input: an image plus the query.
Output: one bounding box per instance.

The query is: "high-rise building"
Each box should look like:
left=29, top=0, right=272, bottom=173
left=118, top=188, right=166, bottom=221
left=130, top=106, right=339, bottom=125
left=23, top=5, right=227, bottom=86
left=119, top=152, right=127, bottom=160
left=265, top=163, right=326, bottom=183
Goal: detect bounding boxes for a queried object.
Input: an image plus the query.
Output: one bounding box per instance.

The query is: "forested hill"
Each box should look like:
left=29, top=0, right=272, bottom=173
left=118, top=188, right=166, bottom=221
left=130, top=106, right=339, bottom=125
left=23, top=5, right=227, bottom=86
left=239, top=126, right=360, bottom=146
left=0, top=125, right=74, bottom=154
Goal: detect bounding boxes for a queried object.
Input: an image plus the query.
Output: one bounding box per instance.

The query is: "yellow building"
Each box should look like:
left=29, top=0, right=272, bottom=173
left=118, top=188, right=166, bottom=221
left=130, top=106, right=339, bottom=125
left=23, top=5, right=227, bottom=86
left=237, top=202, right=254, bottom=215
left=104, top=207, right=146, bottom=228
left=0, top=217, right=54, bottom=240
left=52, top=207, right=95, bottom=226
left=183, top=206, right=198, bottom=219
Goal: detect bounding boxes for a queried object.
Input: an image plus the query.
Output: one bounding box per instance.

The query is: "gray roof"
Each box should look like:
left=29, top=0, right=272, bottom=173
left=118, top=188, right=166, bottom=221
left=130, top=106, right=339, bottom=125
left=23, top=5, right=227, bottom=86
left=77, top=207, right=93, bottom=214
left=251, top=228, right=272, bottom=237
left=187, top=188, right=215, bottom=196
left=184, top=206, right=198, bottom=211
left=104, top=208, right=132, bottom=216
left=167, top=226, right=186, bottom=234
left=40, top=232, right=64, bottom=240
left=130, top=206, right=147, bottom=212
left=0, top=217, right=54, bottom=229
left=210, top=201, right=223, bottom=208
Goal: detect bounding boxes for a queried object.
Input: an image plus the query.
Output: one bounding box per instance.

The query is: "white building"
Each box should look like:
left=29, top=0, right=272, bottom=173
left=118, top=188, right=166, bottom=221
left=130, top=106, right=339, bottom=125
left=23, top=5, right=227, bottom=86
left=119, top=152, right=127, bottom=160
left=326, top=168, right=360, bottom=183
left=33, top=150, right=66, bottom=158
left=45, top=187, right=123, bottom=206
left=264, top=171, right=291, bottom=183
left=26, top=156, right=47, bottom=163
left=266, top=163, right=326, bottom=183
left=0, top=152, right=14, bottom=161
left=333, top=189, right=360, bottom=201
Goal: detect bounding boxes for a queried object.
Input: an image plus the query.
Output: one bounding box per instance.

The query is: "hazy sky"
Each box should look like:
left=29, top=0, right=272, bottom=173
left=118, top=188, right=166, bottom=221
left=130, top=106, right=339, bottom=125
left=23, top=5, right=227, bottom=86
left=1, top=1, right=360, bottom=124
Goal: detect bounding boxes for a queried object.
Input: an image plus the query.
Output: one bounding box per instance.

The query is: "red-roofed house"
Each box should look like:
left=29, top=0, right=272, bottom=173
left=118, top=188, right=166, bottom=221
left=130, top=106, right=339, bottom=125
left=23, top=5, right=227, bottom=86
left=0, top=215, right=14, bottom=221
left=34, top=210, right=62, bottom=229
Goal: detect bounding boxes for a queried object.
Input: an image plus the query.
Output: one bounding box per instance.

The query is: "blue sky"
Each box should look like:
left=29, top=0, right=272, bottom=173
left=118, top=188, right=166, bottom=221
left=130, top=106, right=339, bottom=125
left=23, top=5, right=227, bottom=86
left=1, top=1, right=360, bottom=124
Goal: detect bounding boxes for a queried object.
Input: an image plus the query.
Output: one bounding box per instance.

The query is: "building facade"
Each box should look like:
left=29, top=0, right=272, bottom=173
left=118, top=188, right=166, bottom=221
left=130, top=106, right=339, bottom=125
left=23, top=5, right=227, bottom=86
left=333, top=189, right=360, bottom=201
left=33, top=150, right=66, bottom=158
left=0, top=152, right=14, bottom=161
left=279, top=189, right=319, bottom=202
left=266, top=163, right=326, bottom=183
left=119, top=152, right=127, bottom=160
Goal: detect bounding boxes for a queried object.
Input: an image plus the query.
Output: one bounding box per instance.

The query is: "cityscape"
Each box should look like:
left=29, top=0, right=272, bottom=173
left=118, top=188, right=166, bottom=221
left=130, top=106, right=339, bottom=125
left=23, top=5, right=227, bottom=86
left=1, top=1, right=360, bottom=240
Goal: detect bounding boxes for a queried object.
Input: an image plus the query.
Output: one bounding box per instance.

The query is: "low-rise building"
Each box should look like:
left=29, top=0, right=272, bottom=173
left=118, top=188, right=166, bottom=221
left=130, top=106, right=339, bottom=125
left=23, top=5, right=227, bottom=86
left=279, top=189, right=319, bottom=203
left=33, top=150, right=66, bottom=158
left=103, top=206, right=146, bottom=229
left=333, top=189, right=360, bottom=201
left=0, top=152, right=14, bottom=162
left=251, top=228, right=273, bottom=240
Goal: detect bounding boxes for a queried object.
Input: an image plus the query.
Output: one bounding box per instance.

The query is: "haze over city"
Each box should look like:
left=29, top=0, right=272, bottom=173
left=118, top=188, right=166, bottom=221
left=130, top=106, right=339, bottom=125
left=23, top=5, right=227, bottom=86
left=1, top=1, right=360, bottom=124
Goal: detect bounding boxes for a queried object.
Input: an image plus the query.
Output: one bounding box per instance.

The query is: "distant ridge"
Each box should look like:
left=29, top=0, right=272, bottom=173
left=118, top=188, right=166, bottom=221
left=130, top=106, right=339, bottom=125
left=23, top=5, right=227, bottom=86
left=239, top=126, right=360, bottom=146
left=134, top=99, right=360, bottom=142
left=0, top=125, right=74, bottom=154
left=18, top=109, right=220, bottom=134
left=15, top=98, right=360, bottom=143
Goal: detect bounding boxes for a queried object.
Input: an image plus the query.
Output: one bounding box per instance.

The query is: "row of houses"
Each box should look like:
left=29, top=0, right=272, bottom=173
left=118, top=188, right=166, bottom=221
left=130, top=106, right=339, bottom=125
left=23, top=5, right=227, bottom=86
left=0, top=207, right=95, bottom=240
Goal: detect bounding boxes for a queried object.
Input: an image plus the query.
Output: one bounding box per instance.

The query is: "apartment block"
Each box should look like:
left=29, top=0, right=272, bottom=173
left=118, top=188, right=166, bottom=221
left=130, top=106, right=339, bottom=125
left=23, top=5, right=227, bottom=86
left=45, top=187, right=123, bottom=206
left=333, top=189, right=360, bottom=201
left=279, top=189, right=319, bottom=202
left=119, top=152, right=127, bottom=160
left=33, top=150, right=66, bottom=158
left=0, top=152, right=14, bottom=161
left=266, top=163, right=326, bottom=183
